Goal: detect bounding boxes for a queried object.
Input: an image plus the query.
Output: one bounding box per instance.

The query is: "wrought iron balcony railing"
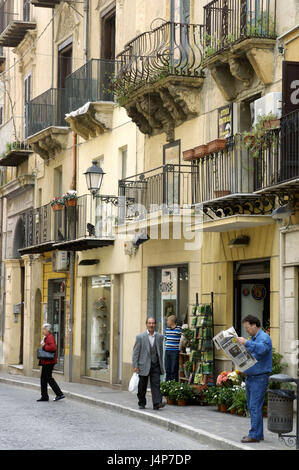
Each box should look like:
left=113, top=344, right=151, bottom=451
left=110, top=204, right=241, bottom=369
left=65, top=59, right=116, bottom=112
left=22, top=203, right=53, bottom=251
left=255, top=110, right=299, bottom=192
left=20, top=194, right=119, bottom=253
left=55, top=195, right=117, bottom=249
left=203, top=0, right=277, bottom=58
left=119, top=164, right=198, bottom=221
left=115, top=21, right=204, bottom=94
left=25, top=88, right=67, bottom=138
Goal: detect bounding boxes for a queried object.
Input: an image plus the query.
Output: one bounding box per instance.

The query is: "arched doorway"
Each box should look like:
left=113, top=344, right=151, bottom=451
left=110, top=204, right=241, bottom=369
left=12, top=217, right=25, bottom=259
left=33, top=289, right=42, bottom=369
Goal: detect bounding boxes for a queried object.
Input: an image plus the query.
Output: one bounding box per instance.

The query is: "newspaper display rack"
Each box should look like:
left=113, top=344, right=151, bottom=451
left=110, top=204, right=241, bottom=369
left=179, top=292, right=215, bottom=388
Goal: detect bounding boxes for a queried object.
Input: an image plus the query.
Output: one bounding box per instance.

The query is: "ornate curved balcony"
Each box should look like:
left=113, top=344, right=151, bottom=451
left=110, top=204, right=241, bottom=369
left=202, top=0, right=277, bottom=101
left=115, top=21, right=205, bottom=142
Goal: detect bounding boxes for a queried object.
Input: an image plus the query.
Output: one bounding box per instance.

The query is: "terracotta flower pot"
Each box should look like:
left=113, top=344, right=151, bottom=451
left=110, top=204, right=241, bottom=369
left=183, top=149, right=195, bottom=161
left=207, top=139, right=226, bottom=154
left=230, top=408, right=236, bottom=414
left=219, top=404, right=227, bottom=412
left=243, top=135, right=256, bottom=147
left=214, top=190, right=231, bottom=198
left=65, top=199, right=77, bottom=208
left=177, top=399, right=187, bottom=406
left=193, top=144, right=208, bottom=159
left=270, top=119, right=280, bottom=128
left=52, top=203, right=64, bottom=212
left=238, top=410, right=244, bottom=416
left=167, top=397, right=176, bottom=405
left=263, top=120, right=272, bottom=129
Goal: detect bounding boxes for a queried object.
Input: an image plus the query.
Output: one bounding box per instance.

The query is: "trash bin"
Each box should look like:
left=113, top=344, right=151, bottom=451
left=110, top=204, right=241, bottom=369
left=267, top=389, right=296, bottom=434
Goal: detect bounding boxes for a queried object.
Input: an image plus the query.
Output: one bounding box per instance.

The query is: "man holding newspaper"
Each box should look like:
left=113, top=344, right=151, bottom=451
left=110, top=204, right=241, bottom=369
left=236, top=315, right=272, bottom=444
left=213, top=314, right=272, bottom=444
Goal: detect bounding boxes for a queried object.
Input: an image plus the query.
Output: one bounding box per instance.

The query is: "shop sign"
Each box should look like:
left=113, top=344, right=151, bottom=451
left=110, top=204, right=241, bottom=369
left=218, top=104, right=233, bottom=139
left=282, top=61, right=299, bottom=115
left=91, top=276, right=111, bottom=288
left=160, top=268, right=177, bottom=296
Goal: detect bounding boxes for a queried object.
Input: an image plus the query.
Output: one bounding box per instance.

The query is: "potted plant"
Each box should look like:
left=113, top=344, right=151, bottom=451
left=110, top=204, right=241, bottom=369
left=207, top=139, right=227, bottom=154
left=174, top=382, right=194, bottom=406
left=181, top=328, right=195, bottom=354
left=228, top=387, right=248, bottom=417
left=243, top=113, right=280, bottom=159
left=183, top=148, right=195, bottom=161
left=193, top=144, right=208, bottom=159
left=63, top=190, right=78, bottom=208
left=50, top=196, right=65, bottom=211
left=160, top=380, right=176, bottom=405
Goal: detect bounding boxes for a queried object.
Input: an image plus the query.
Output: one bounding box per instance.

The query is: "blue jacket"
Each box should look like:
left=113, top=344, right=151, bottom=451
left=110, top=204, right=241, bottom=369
left=244, top=329, right=272, bottom=376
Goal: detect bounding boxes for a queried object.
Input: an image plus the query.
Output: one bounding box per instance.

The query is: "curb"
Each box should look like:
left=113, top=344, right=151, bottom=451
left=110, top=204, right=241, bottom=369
left=0, top=377, right=253, bottom=451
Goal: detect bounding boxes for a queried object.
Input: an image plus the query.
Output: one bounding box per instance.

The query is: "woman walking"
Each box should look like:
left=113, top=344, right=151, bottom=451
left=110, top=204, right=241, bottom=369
left=37, top=323, right=65, bottom=402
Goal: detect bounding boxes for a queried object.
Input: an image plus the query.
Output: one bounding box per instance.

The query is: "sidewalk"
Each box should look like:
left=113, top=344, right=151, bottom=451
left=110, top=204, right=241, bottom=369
left=0, top=372, right=294, bottom=451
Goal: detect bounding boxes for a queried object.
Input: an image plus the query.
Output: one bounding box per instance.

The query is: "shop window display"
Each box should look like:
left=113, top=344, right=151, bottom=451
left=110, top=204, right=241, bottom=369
left=86, top=276, right=111, bottom=381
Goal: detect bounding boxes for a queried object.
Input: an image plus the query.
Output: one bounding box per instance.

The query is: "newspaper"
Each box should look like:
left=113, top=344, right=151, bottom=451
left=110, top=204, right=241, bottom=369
left=213, top=326, right=257, bottom=372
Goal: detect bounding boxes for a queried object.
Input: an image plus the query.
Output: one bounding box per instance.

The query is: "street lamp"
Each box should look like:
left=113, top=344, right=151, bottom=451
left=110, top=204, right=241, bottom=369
left=84, top=160, right=105, bottom=198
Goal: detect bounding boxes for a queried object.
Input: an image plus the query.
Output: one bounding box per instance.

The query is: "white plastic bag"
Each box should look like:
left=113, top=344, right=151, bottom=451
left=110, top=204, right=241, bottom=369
left=128, top=372, right=139, bottom=393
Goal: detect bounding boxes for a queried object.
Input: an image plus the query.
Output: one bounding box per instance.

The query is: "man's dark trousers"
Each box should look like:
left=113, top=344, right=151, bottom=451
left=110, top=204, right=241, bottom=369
left=165, top=350, right=179, bottom=382
left=137, top=362, right=162, bottom=407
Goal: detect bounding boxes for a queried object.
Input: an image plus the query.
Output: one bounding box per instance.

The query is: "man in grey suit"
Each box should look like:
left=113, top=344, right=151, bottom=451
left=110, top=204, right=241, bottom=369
left=132, top=317, right=165, bottom=410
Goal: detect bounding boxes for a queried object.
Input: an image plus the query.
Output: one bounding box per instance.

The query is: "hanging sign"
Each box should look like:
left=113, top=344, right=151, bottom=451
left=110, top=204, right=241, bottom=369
left=218, top=104, right=233, bottom=139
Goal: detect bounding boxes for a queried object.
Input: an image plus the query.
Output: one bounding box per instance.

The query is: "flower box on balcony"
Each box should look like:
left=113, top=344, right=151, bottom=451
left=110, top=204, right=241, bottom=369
left=183, top=149, right=195, bottom=161
left=65, top=199, right=77, bottom=208
left=207, top=139, right=226, bottom=154
left=52, top=203, right=64, bottom=212
left=193, top=145, right=208, bottom=159
left=214, top=190, right=231, bottom=198
left=263, top=118, right=280, bottom=130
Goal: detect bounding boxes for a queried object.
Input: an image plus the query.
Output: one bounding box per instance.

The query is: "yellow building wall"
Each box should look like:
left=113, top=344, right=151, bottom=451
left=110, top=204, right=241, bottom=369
left=201, top=224, right=280, bottom=361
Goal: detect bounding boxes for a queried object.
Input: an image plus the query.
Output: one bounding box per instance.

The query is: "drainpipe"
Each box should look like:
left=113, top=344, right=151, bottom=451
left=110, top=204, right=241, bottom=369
left=69, top=132, right=77, bottom=382
left=83, top=0, right=89, bottom=64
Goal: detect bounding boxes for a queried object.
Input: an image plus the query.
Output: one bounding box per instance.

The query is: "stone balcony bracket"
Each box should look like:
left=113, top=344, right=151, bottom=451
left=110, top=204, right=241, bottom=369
left=121, top=75, right=204, bottom=143
left=65, top=101, right=115, bottom=140
left=26, top=127, right=69, bottom=162
left=203, top=38, right=276, bottom=102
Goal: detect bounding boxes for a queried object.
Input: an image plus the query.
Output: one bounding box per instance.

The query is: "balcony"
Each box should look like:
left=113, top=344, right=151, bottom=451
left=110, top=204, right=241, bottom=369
left=203, top=0, right=277, bottom=101
left=119, top=147, right=275, bottom=234
left=20, top=204, right=54, bottom=255
left=0, top=140, right=32, bottom=166
left=0, top=2, right=36, bottom=48
left=25, top=88, right=69, bottom=160
left=53, top=195, right=117, bottom=251
left=115, top=21, right=204, bottom=142
left=19, top=195, right=118, bottom=255
left=65, top=59, right=116, bottom=140
left=118, top=164, right=199, bottom=232
left=255, top=110, right=299, bottom=196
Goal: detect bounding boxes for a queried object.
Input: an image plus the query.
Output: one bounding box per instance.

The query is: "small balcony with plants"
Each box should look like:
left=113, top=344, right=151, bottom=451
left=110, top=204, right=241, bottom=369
left=25, top=87, right=69, bottom=161
left=202, top=0, right=278, bottom=101
left=52, top=193, right=118, bottom=252
left=0, top=0, right=36, bottom=48
left=114, top=21, right=205, bottom=142
left=19, top=193, right=119, bottom=254
left=0, top=140, right=33, bottom=167
left=65, top=58, right=117, bottom=140
left=253, top=109, right=299, bottom=197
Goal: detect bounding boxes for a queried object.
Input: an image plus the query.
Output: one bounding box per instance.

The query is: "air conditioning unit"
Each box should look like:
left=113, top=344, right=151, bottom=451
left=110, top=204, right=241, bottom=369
left=52, top=251, right=69, bottom=272
left=253, top=92, right=282, bottom=125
